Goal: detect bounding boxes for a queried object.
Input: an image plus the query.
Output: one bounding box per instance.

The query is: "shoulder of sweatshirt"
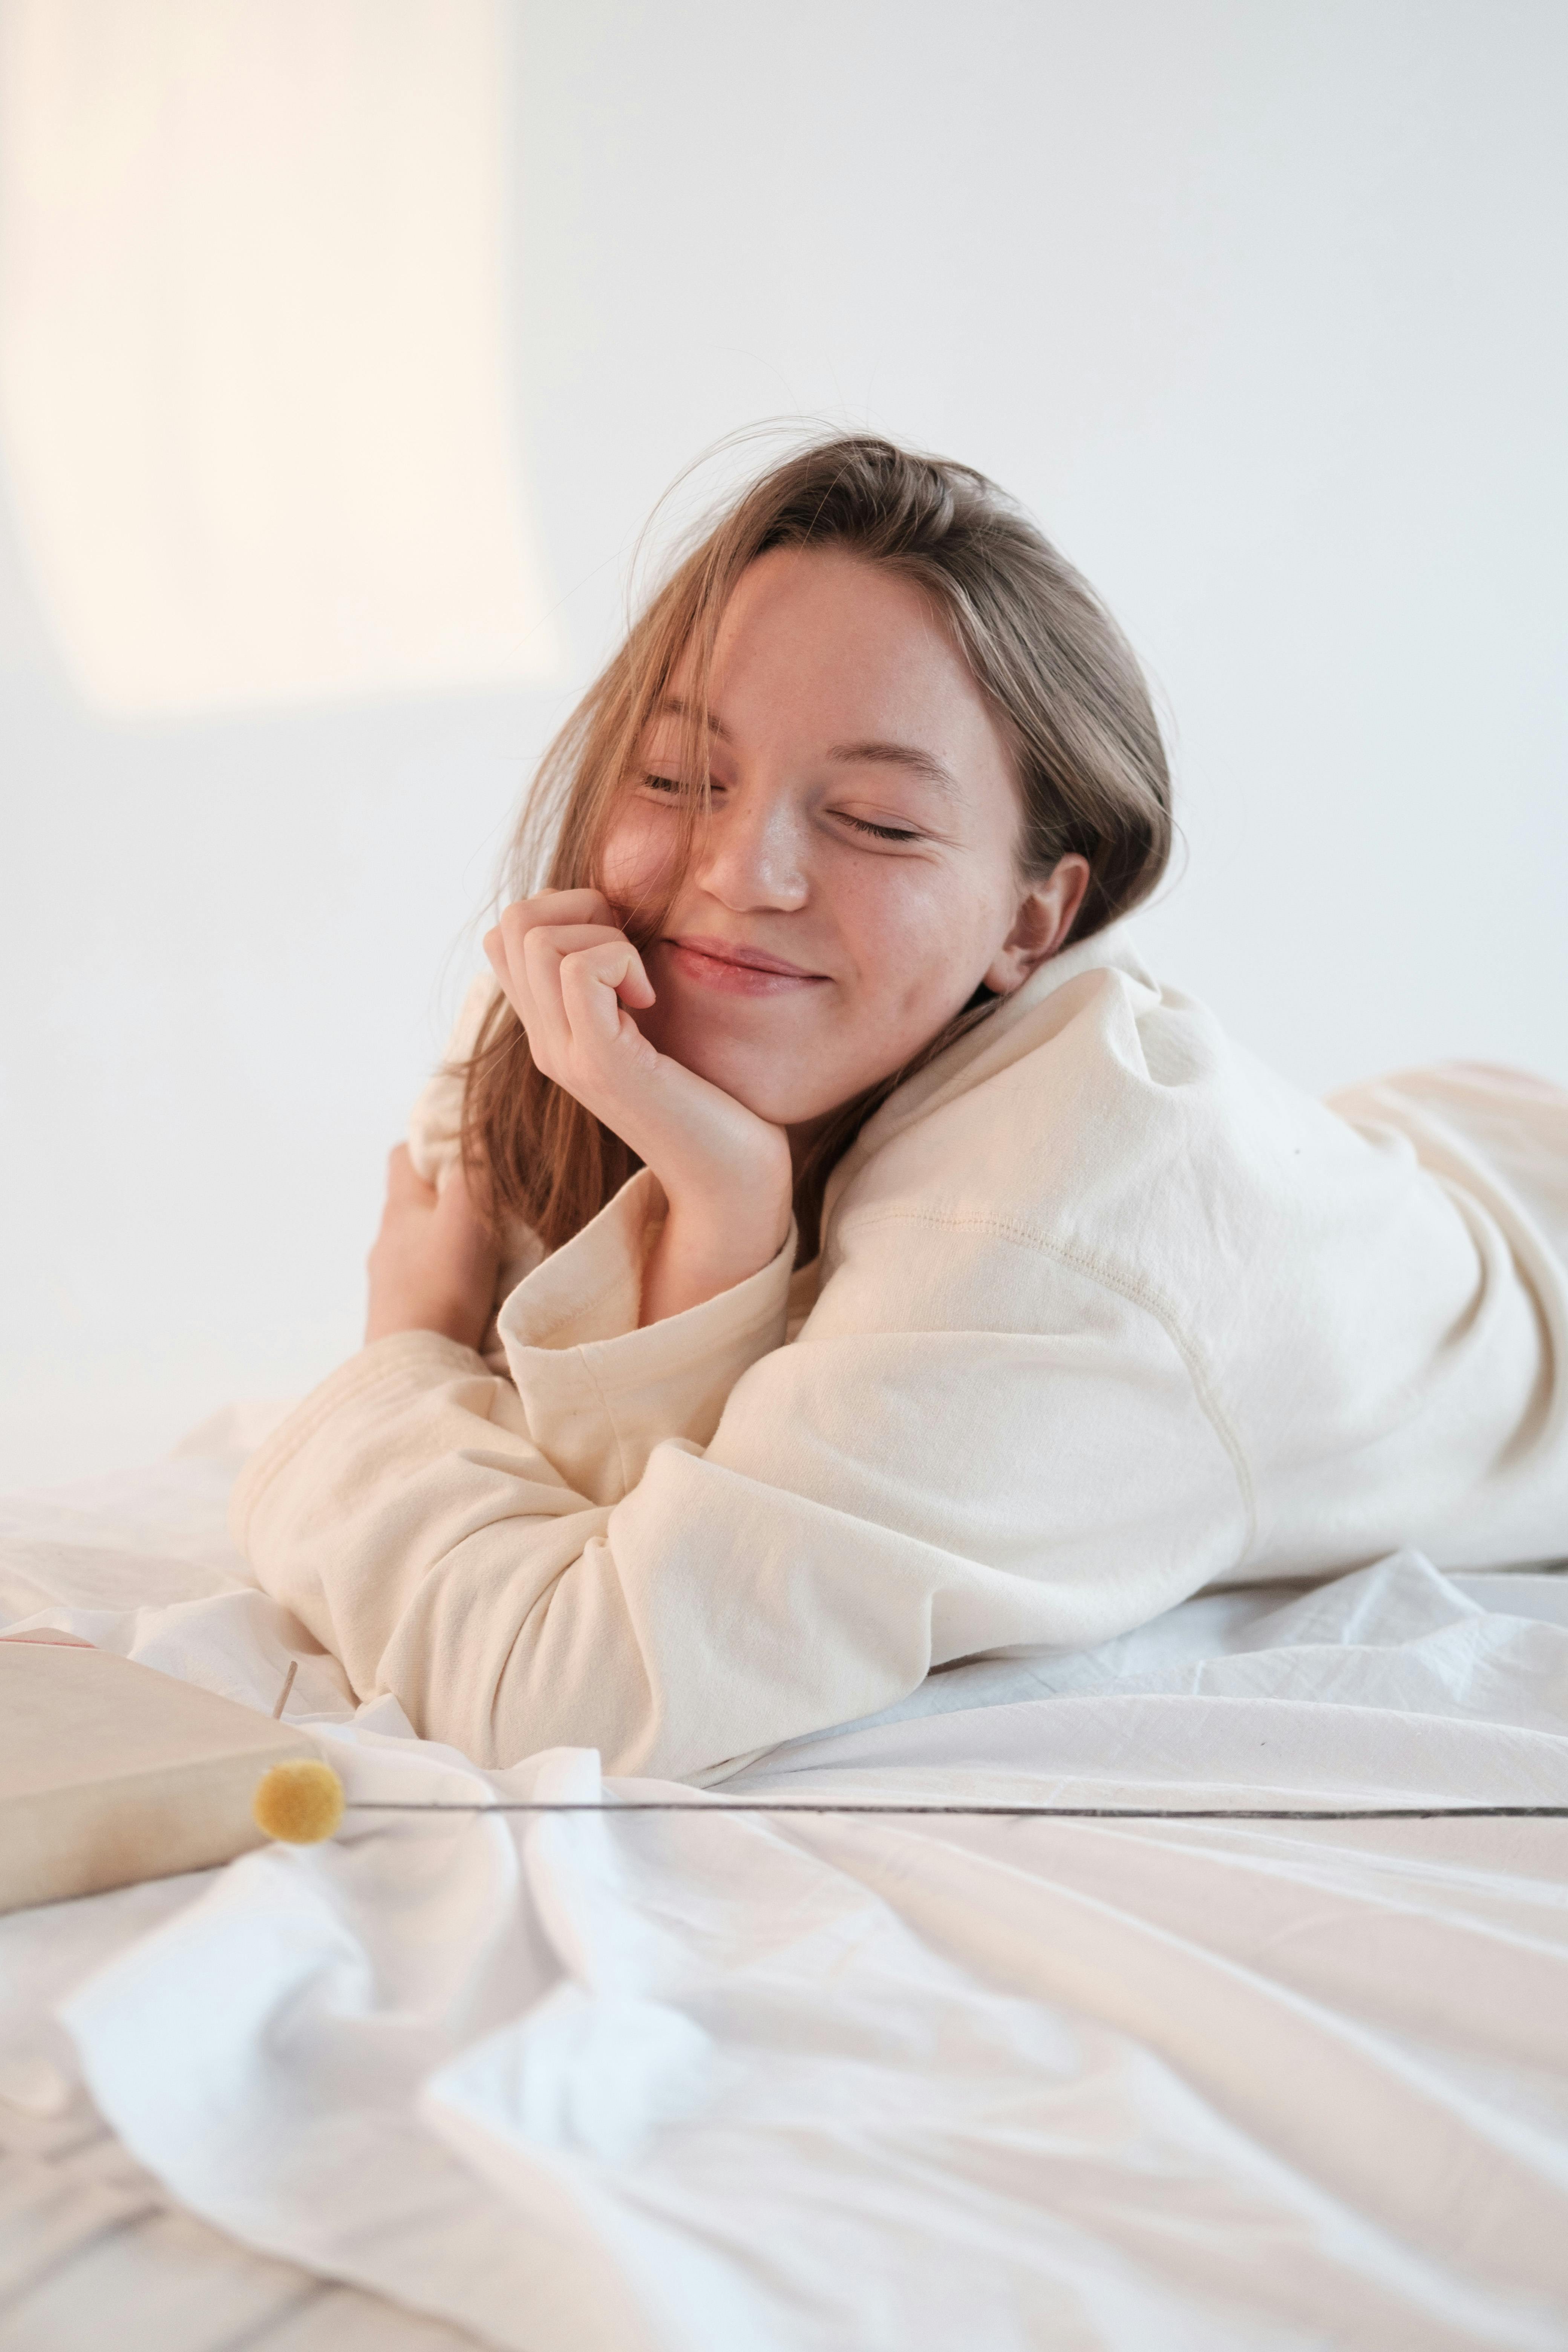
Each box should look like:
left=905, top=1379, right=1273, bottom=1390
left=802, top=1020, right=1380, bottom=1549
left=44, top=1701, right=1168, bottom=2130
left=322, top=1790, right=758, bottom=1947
left=821, top=933, right=1393, bottom=1277
left=806, top=929, right=1504, bottom=1424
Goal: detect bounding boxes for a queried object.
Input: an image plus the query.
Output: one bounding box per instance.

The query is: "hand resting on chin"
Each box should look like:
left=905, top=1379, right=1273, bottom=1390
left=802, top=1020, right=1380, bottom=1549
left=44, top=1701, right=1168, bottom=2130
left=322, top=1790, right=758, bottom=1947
left=364, top=887, right=794, bottom=1347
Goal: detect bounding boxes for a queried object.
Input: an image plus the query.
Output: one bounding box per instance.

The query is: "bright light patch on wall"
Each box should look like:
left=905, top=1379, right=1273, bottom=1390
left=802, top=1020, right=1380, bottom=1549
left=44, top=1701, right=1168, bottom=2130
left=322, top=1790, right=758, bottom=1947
left=0, top=0, right=559, bottom=716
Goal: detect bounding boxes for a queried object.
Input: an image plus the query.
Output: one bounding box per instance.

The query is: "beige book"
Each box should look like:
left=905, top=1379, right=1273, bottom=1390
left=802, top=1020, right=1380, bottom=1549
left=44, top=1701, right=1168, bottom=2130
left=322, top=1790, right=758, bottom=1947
left=0, top=1641, right=318, bottom=1914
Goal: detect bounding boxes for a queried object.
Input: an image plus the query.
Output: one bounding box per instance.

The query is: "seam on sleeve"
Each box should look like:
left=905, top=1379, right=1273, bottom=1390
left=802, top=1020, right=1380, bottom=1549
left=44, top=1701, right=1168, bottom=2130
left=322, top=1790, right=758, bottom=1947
left=838, top=1204, right=1260, bottom=1563
left=575, top=1286, right=791, bottom=1396
left=519, top=1258, right=642, bottom=1350
left=574, top=1343, right=635, bottom=1498
left=504, top=1177, right=661, bottom=1351
left=521, top=1210, right=792, bottom=1370
left=230, top=1335, right=489, bottom=1542
left=562, top=1269, right=796, bottom=1498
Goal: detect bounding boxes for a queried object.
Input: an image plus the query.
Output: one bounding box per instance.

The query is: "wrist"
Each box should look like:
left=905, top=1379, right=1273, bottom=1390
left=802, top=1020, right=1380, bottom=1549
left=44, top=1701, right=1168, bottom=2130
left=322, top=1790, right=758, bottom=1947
left=664, top=1178, right=790, bottom=1271
left=639, top=1189, right=791, bottom=1327
left=365, top=1295, right=489, bottom=1350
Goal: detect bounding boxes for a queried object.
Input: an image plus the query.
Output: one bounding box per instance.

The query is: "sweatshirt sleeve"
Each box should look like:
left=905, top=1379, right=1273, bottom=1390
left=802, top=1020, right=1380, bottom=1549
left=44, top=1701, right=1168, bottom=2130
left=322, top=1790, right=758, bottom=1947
left=232, top=1168, right=798, bottom=1769
left=231, top=1180, right=1248, bottom=1782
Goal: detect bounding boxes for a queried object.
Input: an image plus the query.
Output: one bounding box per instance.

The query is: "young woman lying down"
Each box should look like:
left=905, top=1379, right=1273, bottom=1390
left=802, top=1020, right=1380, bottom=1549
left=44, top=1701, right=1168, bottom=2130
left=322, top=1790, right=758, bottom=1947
left=234, top=436, right=1568, bottom=1782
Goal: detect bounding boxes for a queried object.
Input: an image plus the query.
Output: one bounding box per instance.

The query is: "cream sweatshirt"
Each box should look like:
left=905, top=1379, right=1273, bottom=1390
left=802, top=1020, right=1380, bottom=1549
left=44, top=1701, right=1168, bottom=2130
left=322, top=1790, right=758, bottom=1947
left=232, top=928, right=1568, bottom=1781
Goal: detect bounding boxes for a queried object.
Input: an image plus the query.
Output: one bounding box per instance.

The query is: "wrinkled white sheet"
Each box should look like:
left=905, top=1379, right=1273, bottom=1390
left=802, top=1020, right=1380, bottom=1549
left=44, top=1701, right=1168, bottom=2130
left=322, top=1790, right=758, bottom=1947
left=2, top=1412, right=1567, bottom=2350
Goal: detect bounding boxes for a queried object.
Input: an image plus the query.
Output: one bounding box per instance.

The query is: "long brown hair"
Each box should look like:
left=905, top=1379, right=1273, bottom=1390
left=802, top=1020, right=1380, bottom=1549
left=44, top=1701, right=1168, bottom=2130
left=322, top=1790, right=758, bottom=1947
left=462, top=433, right=1172, bottom=1257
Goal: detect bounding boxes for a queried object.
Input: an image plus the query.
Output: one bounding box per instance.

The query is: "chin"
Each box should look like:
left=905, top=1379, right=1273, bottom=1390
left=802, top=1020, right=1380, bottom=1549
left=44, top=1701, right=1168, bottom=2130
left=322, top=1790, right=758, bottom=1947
left=701, top=1059, right=819, bottom=1128
left=657, top=1026, right=823, bottom=1129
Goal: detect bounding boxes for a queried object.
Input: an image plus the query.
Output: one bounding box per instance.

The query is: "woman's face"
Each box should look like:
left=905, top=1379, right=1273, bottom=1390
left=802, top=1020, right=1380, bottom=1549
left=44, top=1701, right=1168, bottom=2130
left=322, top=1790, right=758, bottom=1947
left=599, top=547, right=1088, bottom=1138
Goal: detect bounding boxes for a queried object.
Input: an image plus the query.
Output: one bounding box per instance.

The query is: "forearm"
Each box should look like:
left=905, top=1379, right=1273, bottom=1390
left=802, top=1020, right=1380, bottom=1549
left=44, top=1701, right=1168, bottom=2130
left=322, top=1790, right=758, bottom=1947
left=234, top=1175, right=797, bottom=1763
left=226, top=1329, right=808, bottom=1778
left=229, top=1336, right=923, bottom=1780
left=230, top=1333, right=596, bottom=1701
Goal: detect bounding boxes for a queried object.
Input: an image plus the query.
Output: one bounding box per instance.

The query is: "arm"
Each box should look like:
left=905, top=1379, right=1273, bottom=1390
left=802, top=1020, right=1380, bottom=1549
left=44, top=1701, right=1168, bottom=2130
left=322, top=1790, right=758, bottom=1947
left=239, top=894, right=1244, bottom=1779
left=234, top=1194, right=1246, bottom=1780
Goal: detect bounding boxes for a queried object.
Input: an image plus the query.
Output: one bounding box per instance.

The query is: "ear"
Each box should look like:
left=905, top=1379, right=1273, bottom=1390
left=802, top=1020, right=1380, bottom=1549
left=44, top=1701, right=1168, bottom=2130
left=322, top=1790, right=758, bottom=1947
left=983, top=855, right=1092, bottom=995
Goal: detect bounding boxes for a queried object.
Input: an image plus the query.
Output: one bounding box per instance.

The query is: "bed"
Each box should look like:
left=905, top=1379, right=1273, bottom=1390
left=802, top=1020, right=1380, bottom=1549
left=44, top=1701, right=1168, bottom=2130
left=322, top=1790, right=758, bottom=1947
left=3, top=1407, right=1566, bottom=2350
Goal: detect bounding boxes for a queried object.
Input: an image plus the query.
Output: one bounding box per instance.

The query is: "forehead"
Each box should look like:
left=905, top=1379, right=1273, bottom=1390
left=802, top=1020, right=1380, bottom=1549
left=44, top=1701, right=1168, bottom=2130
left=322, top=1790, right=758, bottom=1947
left=662, top=547, right=1009, bottom=771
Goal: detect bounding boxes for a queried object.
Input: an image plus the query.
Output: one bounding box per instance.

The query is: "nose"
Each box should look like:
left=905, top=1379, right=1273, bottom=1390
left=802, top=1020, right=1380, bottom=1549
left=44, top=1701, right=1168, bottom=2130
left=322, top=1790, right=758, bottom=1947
left=692, top=778, right=809, bottom=913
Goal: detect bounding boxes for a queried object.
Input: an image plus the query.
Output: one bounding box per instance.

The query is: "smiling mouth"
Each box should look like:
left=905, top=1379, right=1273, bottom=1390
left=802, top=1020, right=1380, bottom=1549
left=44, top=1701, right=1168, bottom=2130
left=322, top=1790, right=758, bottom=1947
left=662, top=934, right=830, bottom=995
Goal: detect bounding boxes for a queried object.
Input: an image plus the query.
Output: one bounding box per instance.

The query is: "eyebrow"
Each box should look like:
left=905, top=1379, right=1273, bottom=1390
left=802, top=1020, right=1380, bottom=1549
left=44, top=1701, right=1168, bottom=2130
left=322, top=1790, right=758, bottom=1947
left=656, top=695, right=732, bottom=744
left=654, top=702, right=960, bottom=798
left=825, top=739, right=961, bottom=796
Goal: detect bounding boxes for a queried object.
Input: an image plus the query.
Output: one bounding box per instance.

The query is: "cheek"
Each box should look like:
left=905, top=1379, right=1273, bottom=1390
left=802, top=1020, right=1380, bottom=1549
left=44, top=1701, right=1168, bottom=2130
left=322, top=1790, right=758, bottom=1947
left=840, top=864, right=1008, bottom=1023
left=599, top=805, right=680, bottom=908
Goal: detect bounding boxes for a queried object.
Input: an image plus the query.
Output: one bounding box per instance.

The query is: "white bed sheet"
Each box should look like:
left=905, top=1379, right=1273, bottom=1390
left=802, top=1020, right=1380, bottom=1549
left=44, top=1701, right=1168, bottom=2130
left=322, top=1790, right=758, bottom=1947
left=2, top=1410, right=1566, bottom=2350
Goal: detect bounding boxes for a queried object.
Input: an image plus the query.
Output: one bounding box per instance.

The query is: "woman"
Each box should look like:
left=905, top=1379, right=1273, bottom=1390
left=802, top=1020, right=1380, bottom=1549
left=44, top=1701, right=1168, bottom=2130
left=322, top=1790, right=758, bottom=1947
left=234, top=436, right=1568, bottom=1781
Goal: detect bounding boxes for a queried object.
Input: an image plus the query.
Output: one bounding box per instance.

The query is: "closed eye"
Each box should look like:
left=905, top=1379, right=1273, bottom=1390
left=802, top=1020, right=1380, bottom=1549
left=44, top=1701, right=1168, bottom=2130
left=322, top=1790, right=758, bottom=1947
left=642, top=776, right=919, bottom=842
left=838, top=812, right=923, bottom=843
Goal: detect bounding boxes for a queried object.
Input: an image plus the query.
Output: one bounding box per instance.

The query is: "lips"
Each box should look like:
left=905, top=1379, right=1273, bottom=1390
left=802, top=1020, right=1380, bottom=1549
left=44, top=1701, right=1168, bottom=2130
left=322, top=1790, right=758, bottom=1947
left=667, top=934, right=823, bottom=977
left=662, top=934, right=829, bottom=997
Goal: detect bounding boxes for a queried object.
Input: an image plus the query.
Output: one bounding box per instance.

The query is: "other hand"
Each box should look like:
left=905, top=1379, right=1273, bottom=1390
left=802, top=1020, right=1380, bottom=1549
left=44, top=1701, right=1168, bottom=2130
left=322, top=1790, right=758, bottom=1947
left=366, top=1147, right=501, bottom=1350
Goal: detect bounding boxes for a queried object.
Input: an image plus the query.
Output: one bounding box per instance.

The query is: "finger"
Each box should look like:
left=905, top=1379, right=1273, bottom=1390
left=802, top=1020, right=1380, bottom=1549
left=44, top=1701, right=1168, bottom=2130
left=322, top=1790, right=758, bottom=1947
left=488, top=908, right=626, bottom=1026
left=520, top=887, right=614, bottom=917
left=516, top=922, right=639, bottom=956
left=484, top=917, right=543, bottom=1026
left=385, top=1144, right=436, bottom=1207
left=519, top=923, right=656, bottom=1060
left=557, top=937, right=657, bottom=1046
left=441, top=1148, right=495, bottom=1229
left=517, top=924, right=651, bottom=975
left=528, top=928, right=654, bottom=1018
left=496, top=889, right=616, bottom=958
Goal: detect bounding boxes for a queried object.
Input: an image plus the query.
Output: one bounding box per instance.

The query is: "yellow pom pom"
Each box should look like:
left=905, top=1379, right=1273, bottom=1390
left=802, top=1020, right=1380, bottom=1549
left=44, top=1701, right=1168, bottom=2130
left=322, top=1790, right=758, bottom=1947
left=253, top=1757, right=346, bottom=1844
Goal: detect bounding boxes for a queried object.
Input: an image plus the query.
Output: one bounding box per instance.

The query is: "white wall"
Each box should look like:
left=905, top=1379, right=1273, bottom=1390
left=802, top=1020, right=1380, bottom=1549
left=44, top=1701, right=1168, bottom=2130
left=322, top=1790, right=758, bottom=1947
left=2, top=0, right=1565, bottom=1489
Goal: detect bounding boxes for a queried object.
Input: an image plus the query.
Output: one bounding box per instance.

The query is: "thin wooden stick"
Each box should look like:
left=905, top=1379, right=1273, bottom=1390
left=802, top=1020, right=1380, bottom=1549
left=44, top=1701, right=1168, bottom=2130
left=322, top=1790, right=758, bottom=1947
left=271, top=1660, right=298, bottom=1720
left=341, top=1799, right=1568, bottom=1821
